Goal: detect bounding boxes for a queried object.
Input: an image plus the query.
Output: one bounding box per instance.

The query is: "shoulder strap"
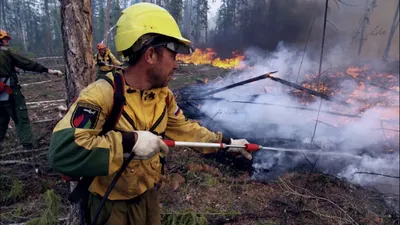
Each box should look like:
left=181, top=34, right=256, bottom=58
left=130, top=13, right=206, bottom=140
left=68, top=72, right=125, bottom=204
left=99, top=72, right=125, bottom=135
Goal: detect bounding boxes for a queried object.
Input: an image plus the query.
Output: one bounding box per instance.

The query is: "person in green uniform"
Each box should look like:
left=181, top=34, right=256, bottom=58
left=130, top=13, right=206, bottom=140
left=0, top=29, right=63, bottom=150
left=94, top=43, right=123, bottom=80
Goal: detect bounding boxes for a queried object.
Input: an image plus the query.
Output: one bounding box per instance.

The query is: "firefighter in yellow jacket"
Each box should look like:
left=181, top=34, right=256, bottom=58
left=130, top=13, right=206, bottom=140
left=94, top=43, right=122, bottom=79
left=49, top=3, right=252, bottom=225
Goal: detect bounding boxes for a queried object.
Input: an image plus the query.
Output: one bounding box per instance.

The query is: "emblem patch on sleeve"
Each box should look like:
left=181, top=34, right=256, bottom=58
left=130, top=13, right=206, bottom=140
left=70, top=103, right=101, bottom=129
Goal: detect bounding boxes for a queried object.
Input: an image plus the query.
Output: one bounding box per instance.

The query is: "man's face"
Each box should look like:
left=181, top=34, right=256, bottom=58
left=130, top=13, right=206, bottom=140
left=98, top=48, right=106, bottom=55
left=147, top=47, right=178, bottom=88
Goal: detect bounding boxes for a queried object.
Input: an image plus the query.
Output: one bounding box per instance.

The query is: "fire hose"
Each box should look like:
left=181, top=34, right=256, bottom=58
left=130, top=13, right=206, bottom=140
left=163, top=140, right=363, bottom=159
left=90, top=139, right=361, bottom=225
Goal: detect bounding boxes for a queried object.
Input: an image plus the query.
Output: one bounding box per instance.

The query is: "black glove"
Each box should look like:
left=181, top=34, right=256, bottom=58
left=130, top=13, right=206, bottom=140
left=97, top=62, right=105, bottom=66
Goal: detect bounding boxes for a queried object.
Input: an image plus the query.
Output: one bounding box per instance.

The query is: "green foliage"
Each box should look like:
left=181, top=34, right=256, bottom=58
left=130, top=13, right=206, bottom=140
left=257, top=220, right=279, bottom=225
left=26, top=190, right=61, bottom=225
left=5, top=179, right=24, bottom=202
left=162, top=210, right=209, bottom=225
left=203, top=174, right=217, bottom=187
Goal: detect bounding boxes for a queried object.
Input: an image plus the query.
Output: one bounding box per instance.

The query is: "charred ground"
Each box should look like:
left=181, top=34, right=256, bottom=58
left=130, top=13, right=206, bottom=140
left=0, top=65, right=399, bottom=225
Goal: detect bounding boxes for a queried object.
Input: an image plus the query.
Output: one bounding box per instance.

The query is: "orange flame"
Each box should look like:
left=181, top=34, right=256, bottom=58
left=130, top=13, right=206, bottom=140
left=290, top=65, right=400, bottom=131
left=177, top=48, right=244, bottom=69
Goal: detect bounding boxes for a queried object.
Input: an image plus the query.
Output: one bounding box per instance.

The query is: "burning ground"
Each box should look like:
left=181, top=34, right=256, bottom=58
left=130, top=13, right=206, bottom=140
left=174, top=47, right=400, bottom=217
left=0, top=50, right=399, bottom=224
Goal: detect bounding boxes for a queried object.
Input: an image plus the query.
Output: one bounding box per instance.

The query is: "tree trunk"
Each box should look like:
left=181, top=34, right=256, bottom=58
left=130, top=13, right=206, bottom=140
left=0, top=0, right=7, bottom=29
left=61, top=0, right=95, bottom=106
left=103, top=0, right=111, bottom=45
left=183, top=0, right=192, bottom=38
left=43, top=0, right=52, bottom=55
left=357, top=0, right=369, bottom=59
left=357, top=0, right=377, bottom=59
left=123, top=0, right=128, bottom=9
left=383, top=0, right=399, bottom=62
left=60, top=0, right=95, bottom=224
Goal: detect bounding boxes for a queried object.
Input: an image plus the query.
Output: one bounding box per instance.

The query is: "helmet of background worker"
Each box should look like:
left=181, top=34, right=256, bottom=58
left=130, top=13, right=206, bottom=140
left=0, top=30, right=11, bottom=46
left=0, top=30, right=11, bottom=40
left=96, top=43, right=106, bottom=50
left=115, top=2, right=192, bottom=58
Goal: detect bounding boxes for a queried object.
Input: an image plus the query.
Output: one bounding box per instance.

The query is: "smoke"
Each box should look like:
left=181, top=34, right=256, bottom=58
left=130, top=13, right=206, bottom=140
left=208, top=0, right=399, bottom=61
left=194, top=44, right=399, bottom=197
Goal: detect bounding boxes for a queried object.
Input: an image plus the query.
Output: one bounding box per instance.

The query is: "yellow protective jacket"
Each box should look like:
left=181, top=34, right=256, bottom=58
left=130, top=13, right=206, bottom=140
left=49, top=73, right=225, bottom=200
left=94, top=48, right=122, bottom=72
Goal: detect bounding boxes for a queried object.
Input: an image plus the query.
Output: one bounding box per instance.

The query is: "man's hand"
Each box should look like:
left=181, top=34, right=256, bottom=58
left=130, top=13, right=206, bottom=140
left=131, top=131, right=169, bottom=160
left=48, top=69, right=63, bottom=77
left=227, top=139, right=253, bottom=160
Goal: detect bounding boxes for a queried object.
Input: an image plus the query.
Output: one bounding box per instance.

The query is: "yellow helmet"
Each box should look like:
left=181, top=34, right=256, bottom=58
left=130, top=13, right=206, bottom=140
left=115, top=3, right=190, bottom=53
left=0, top=30, right=11, bottom=40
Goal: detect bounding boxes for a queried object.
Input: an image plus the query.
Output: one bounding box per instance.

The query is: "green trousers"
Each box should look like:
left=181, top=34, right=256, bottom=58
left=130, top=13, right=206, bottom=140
left=0, top=86, right=34, bottom=146
left=88, top=188, right=161, bottom=225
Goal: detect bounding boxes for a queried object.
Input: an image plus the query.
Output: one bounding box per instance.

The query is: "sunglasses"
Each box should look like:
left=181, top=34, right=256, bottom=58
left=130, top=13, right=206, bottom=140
left=152, top=42, right=194, bottom=54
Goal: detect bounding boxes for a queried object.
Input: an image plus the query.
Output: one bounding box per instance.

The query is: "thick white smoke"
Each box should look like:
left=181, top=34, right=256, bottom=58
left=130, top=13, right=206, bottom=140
left=196, top=44, right=399, bottom=196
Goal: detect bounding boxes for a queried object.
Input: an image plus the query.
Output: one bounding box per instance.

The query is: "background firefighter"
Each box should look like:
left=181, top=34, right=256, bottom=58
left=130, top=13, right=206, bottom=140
left=48, top=3, right=252, bottom=225
left=94, top=43, right=123, bottom=80
left=0, top=30, right=62, bottom=150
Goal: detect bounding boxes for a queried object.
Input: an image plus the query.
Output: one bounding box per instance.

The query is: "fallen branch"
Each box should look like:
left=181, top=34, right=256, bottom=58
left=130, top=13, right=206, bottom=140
left=0, top=161, right=37, bottom=166
left=354, top=172, right=400, bottom=179
left=312, top=119, right=337, bottom=128
left=0, top=152, right=47, bottom=165
left=192, top=97, right=361, bottom=118
left=26, top=93, right=42, bottom=101
left=371, top=128, right=400, bottom=132
left=8, top=217, right=67, bottom=225
left=0, top=147, right=48, bottom=157
left=28, top=103, right=66, bottom=109
left=31, top=118, right=60, bottom=124
left=20, top=78, right=63, bottom=87
left=277, top=177, right=359, bottom=225
left=194, top=71, right=278, bottom=98
left=26, top=99, right=66, bottom=105
left=35, top=56, right=64, bottom=60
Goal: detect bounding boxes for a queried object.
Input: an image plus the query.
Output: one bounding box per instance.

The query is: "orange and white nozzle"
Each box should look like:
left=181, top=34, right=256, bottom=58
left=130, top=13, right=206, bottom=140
left=163, top=140, right=262, bottom=151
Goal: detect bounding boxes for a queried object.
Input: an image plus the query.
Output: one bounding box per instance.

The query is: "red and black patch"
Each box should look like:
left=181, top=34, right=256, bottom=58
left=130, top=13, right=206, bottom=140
left=70, top=103, right=100, bottom=129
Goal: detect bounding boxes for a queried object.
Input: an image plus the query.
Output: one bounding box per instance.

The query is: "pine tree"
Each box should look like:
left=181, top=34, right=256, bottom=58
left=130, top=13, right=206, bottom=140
left=166, top=0, right=184, bottom=26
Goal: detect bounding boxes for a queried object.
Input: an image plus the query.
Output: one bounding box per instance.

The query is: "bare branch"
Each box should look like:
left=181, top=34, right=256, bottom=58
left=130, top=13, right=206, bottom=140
left=26, top=99, right=66, bottom=106
left=0, top=147, right=48, bottom=157
left=337, top=0, right=358, bottom=7
left=0, top=152, right=47, bottom=165
left=20, top=78, right=63, bottom=87
left=354, top=172, right=400, bottom=179
left=31, top=118, right=60, bottom=124
left=8, top=217, right=68, bottom=225
left=327, top=20, right=340, bottom=31
left=278, top=178, right=359, bottom=225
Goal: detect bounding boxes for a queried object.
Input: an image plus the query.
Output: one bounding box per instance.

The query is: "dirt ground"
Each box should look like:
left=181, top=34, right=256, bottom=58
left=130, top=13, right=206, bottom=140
left=0, top=66, right=399, bottom=225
